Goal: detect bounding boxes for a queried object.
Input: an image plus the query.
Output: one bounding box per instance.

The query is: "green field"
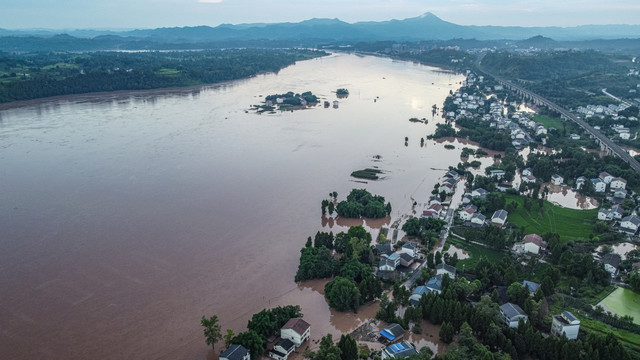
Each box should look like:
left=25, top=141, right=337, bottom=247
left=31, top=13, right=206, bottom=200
left=446, top=236, right=506, bottom=271
left=533, top=114, right=565, bottom=132
left=504, top=195, right=598, bottom=242
left=42, top=62, right=79, bottom=70
left=600, top=287, right=640, bottom=325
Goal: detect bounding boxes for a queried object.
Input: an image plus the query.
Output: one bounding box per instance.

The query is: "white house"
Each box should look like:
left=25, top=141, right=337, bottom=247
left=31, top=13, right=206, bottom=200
left=281, top=318, right=310, bottom=347
left=575, top=176, right=587, bottom=190
left=269, top=339, right=296, bottom=360
left=380, top=253, right=401, bottom=270
left=491, top=209, right=508, bottom=227
left=471, top=213, right=486, bottom=226
left=601, top=254, right=622, bottom=277
left=423, top=203, right=443, bottom=218
left=459, top=205, right=477, bottom=221
left=436, top=263, right=457, bottom=278
left=523, top=234, right=546, bottom=254
left=497, top=182, right=513, bottom=192
left=613, top=188, right=628, bottom=199
left=440, top=182, right=454, bottom=195
left=611, top=205, right=624, bottom=220
left=620, top=215, right=640, bottom=235
left=221, top=345, right=251, bottom=360
left=490, top=169, right=506, bottom=180
left=379, top=258, right=396, bottom=272
left=401, top=241, right=419, bottom=258
left=523, top=174, right=537, bottom=184
left=610, top=177, right=627, bottom=190
left=472, top=188, right=489, bottom=199
left=536, top=126, right=548, bottom=136
left=599, top=172, right=613, bottom=184
left=598, top=208, right=612, bottom=221
left=551, top=311, right=580, bottom=340
left=522, top=168, right=533, bottom=177
left=445, top=170, right=460, bottom=181
left=500, top=303, right=528, bottom=328
left=399, top=253, right=414, bottom=267
left=409, top=286, right=429, bottom=306
left=551, top=174, right=564, bottom=186
left=592, top=178, right=606, bottom=193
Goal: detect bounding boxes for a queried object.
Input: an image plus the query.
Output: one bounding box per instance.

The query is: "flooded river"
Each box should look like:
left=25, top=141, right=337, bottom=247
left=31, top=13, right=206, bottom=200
left=0, top=53, right=464, bottom=359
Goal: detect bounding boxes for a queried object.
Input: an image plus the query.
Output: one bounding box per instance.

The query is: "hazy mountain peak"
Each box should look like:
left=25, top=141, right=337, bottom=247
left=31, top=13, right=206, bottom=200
left=419, top=12, right=441, bottom=20
left=299, top=18, right=347, bottom=25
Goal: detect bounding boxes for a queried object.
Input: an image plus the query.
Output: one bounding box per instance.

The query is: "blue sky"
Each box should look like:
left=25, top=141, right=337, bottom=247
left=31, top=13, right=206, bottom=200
left=2, top=0, right=640, bottom=29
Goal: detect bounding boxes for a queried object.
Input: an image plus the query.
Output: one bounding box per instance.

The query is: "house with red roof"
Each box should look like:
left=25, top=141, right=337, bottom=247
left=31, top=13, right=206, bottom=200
left=523, top=234, right=547, bottom=255
left=281, top=318, right=310, bottom=347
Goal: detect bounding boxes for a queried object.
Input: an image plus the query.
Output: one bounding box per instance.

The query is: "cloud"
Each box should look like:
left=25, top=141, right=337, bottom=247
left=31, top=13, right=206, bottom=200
left=198, top=0, right=223, bottom=3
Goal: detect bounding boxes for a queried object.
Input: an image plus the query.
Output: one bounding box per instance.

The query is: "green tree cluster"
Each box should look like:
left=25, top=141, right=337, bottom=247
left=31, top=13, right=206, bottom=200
left=335, top=189, right=391, bottom=219
left=295, top=225, right=382, bottom=311
left=247, top=305, right=302, bottom=338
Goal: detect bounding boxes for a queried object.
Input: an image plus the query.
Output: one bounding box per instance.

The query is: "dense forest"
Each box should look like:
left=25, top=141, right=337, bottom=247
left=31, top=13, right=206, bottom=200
left=0, top=49, right=327, bottom=103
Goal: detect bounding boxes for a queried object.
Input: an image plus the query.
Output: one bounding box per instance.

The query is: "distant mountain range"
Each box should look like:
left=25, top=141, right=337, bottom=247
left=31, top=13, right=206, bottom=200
left=1, top=13, right=640, bottom=52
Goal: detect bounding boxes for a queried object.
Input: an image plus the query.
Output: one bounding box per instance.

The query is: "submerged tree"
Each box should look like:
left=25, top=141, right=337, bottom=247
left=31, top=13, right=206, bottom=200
left=201, top=315, right=222, bottom=350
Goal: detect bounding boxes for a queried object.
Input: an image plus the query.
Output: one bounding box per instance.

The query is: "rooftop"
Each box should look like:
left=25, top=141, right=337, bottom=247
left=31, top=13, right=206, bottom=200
left=382, top=341, right=417, bottom=359
left=500, top=302, right=526, bottom=319
left=523, top=234, right=545, bottom=247
left=380, top=323, right=405, bottom=341
left=221, top=345, right=250, bottom=360
left=282, top=318, right=310, bottom=335
left=436, top=263, right=457, bottom=275
left=275, top=338, right=295, bottom=352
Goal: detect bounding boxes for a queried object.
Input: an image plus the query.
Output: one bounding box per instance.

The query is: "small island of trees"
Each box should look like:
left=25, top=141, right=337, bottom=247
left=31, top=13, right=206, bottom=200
left=350, top=168, right=383, bottom=180
left=251, top=91, right=319, bottom=113
left=335, top=188, right=391, bottom=219
left=336, top=88, right=349, bottom=98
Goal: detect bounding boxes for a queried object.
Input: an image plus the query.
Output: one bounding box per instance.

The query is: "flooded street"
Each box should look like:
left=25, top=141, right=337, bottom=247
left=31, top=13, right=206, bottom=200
left=0, top=53, right=464, bottom=359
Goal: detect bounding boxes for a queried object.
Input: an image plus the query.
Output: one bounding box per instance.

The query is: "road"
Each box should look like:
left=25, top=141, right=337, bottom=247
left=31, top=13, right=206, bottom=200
left=476, top=54, right=640, bottom=173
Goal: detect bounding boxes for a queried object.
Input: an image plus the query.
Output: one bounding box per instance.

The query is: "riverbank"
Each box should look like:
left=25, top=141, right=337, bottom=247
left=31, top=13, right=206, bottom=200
left=0, top=49, right=328, bottom=106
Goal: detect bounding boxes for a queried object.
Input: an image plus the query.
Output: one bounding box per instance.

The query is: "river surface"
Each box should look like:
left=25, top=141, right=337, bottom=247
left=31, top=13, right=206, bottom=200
left=0, top=53, right=465, bottom=359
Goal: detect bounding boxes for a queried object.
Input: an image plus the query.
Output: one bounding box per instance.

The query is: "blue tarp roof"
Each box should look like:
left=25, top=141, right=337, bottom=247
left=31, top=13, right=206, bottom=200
left=380, top=329, right=395, bottom=341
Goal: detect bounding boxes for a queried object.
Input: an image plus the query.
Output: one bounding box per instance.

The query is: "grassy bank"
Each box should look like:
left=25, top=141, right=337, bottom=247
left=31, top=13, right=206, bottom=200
left=579, top=316, right=640, bottom=357
left=533, top=114, right=565, bottom=132
left=446, top=236, right=506, bottom=271
left=504, top=195, right=598, bottom=242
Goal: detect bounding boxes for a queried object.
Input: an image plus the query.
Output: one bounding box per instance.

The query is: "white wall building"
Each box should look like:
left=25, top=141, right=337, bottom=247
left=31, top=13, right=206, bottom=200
left=551, top=311, right=580, bottom=340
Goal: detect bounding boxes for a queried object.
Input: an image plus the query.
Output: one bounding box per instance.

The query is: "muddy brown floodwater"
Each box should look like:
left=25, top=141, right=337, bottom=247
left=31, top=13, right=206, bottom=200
left=0, top=53, right=465, bottom=359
